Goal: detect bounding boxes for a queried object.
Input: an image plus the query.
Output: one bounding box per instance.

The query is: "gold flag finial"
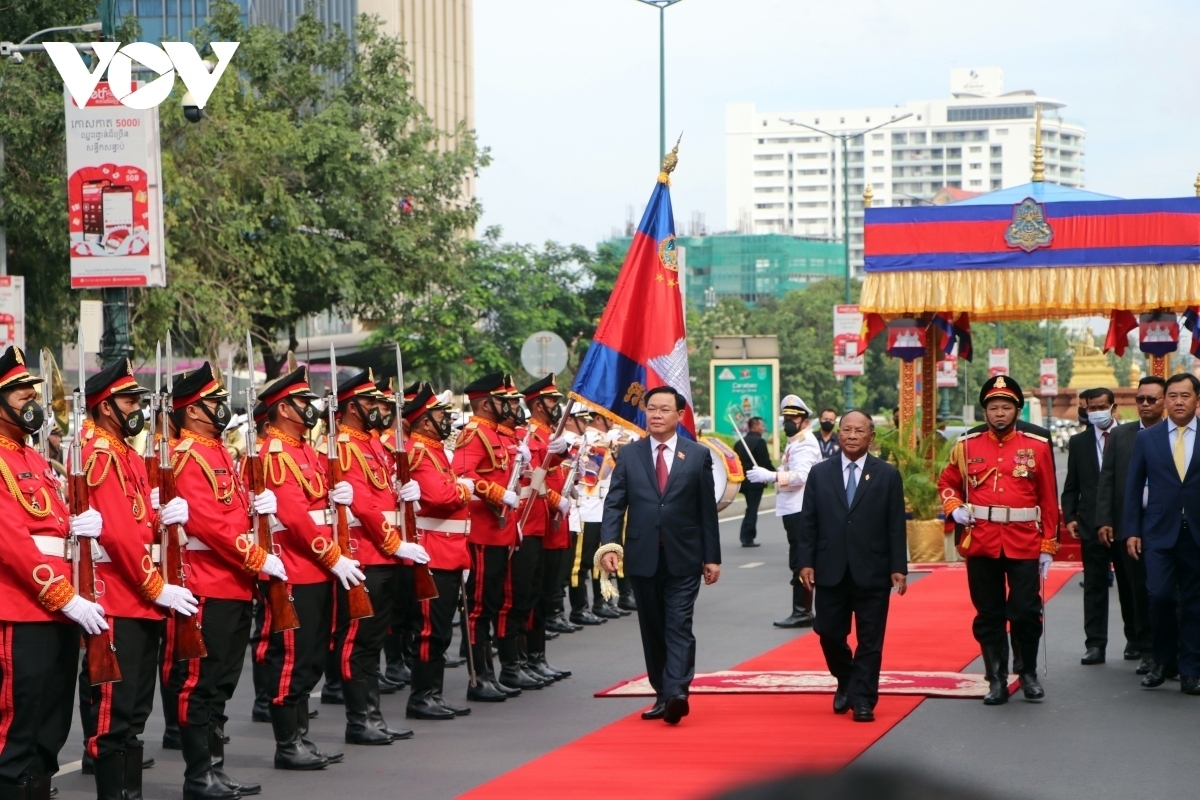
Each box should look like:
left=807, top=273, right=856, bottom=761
left=1031, top=105, right=1045, bottom=183
left=863, top=184, right=874, bottom=208
left=658, top=133, right=682, bottom=184
left=1194, top=172, right=1200, bottom=197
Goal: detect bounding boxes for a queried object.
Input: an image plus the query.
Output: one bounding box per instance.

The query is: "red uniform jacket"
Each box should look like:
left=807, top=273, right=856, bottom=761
left=939, top=428, right=1060, bottom=560
left=519, top=421, right=568, bottom=546
left=406, top=432, right=471, bottom=571
left=452, top=417, right=517, bottom=547
left=0, top=435, right=77, bottom=622
left=82, top=422, right=163, bottom=620
left=337, top=425, right=400, bottom=567
left=542, top=453, right=570, bottom=551
left=171, top=430, right=268, bottom=601
left=260, top=426, right=338, bottom=585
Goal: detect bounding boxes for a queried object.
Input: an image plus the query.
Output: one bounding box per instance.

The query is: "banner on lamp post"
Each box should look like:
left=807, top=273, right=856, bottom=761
left=937, top=354, right=958, bottom=388
left=1039, top=358, right=1058, bottom=397
left=833, top=304, right=864, bottom=377
left=0, top=277, right=26, bottom=352
left=988, top=348, right=1009, bottom=378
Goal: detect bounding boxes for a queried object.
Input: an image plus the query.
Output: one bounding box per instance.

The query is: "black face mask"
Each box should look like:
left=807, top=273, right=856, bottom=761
left=783, top=419, right=800, bottom=438
left=493, top=398, right=518, bottom=423
left=545, top=400, right=563, bottom=425
left=427, top=411, right=453, bottom=440
left=199, top=400, right=232, bottom=432
left=287, top=398, right=319, bottom=429
left=110, top=400, right=145, bottom=438
left=379, top=409, right=394, bottom=430
left=3, top=397, right=44, bottom=435
left=353, top=398, right=384, bottom=431
left=820, top=420, right=835, bottom=433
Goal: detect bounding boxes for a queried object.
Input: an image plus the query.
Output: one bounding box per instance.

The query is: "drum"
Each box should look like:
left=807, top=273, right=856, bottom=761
left=698, top=437, right=745, bottom=511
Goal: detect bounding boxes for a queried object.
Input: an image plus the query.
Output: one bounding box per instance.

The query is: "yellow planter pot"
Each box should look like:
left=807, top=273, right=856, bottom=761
left=906, top=518, right=946, bottom=563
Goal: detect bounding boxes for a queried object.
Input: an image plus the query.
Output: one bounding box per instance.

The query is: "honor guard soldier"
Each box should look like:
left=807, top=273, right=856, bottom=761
left=81, top=358, right=197, bottom=800
left=402, top=384, right=476, bottom=716
left=746, top=395, right=822, bottom=629
left=939, top=376, right=1059, bottom=705
left=545, top=406, right=594, bottom=634
left=168, top=363, right=287, bottom=799
left=258, top=367, right=363, bottom=770
left=0, top=347, right=107, bottom=800
left=330, top=370, right=423, bottom=745
left=452, top=372, right=523, bottom=700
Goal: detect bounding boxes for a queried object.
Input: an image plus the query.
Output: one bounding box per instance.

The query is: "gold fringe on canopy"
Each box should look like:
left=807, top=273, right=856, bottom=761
left=860, top=263, right=1200, bottom=321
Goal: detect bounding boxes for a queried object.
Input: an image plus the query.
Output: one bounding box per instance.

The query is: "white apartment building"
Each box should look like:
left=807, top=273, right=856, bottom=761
left=726, top=68, right=1087, bottom=274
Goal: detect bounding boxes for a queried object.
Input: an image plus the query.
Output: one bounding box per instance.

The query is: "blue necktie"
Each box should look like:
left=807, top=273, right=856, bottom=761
left=846, top=462, right=858, bottom=506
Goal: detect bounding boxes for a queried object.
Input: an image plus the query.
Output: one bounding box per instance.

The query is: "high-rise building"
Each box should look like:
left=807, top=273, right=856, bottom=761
left=113, top=0, right=252, bottom=42
left=726, top=68, right=1087, bottom=275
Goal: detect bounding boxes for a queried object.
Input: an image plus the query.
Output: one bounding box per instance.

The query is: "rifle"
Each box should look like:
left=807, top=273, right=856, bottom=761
left=518, top=398, right=574, bottom=531
left=327, top=345, right=374, bottom=620
left=393, top=343, right=438, bottom=601
left=71, top=330, right=122, bottom=684
left=552, top=431, right=591, bottom=533
left=245, top=333, right=299, bottom=633
left=498, top=423, right=533, bottom=526
left=159, top=332, right=206, bottom=660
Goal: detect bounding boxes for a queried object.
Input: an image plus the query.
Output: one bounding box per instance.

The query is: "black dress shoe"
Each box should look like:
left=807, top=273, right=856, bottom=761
left=1141, top=664, right=1166, bottom=688
left=569, top=610, right=606, bottom=626
left=740, top=541, right=761, bottom=548
left=663, top=695, right=689, bottom=725
left=773, top=609, right=814, bottom=628
left=377, top=674, right=401, bottom=695
left=1019, top=673, right=1044, bottom=700
left=852, top=703, right=875, bottom=722
left=1165, top=663, right=1180, bottom=680
left=1181, top=676, right=1200, bottom=695
left=545, top=615, right=578, bottom=634
left=444, top=654, right=467, bottom=668
left=1136, top=656, right=1154, bottom=675
left=592, top=604, right=621, bottom=620
left=641, top=700, right=666, bottom=720
left=617, top=596, right=638, bottom=612
left=1123, top=645, right=1141, bottom=661
left=1080, top=647, right=1105, bottom=665
left=610, top=603, right=632, bottom=617
left=832, top=688, right=850, bottom=715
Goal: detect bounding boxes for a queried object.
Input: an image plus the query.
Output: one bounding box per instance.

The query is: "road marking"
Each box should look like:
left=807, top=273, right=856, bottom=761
left=60, top=760, right=82, bottom=775
left=740, top=562, right=764, bottom=568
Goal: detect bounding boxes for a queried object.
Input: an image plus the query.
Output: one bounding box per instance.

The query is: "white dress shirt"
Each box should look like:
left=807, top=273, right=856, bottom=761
left=841, top=452, right=868, bottom=489
left=1095, top=424, right=1114, bottom=468
left=774, top=430, right=822, bottom=517
left=650, top=433, right=679, bottom=476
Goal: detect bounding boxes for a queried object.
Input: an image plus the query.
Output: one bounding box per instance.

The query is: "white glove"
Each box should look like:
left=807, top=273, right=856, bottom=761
left=457, top=477, right=476, bottom=496
left=547, top=436, right=569, bottom=455
left=253, top=489, right=278, bottom=516
left=397, top=480, right=421, bottom=503
left=502, top=490, right=520, bottom=509
left=1039, top=552, right=1053, bottom=579
left=517, top=443, right=531, bottom=464
left=70, top=508, right=103, bottom=539
left=61, top=595, right=109, bottom=634
left=262, top=553, right=288, bottom=582
left=329, top=480, right=354, bottom=506
left=397, top=541, right=431, bottom=564
left=159, top=497, right=189, bottom=527
left=746, top=466, right=777, bottom=485
left=951, top=506, right=972, bottom=526
left=605, top=429, right=622, bottom=445
left=557, top=496, right=571, bottom=515
left=150, top=487, right=161, bottom=510
left=155, top=583, right=199, bottom=616
left=330, top=556, right=365, bottom=589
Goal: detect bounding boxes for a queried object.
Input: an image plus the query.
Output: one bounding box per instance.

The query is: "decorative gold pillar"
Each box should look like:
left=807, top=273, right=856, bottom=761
left=1149, top=354, right=1168, bottom=378
left=921, top=343, right=937, bottom=450
left=899, top=359, right=918, bottom=450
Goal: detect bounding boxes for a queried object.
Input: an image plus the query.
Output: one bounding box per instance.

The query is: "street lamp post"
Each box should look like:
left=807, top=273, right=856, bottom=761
left=780, top=113, right=913, bottom=411
left=635, top=0, right=684, bottom=162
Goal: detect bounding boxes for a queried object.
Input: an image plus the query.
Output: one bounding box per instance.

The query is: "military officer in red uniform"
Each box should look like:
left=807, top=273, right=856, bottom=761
left=258, top=367, right=363, bottom=770
left=0, top=347, right=108, bottom=800
left=402, top=384, right=478, bottom=717
left=453, top=373, right=523, bottom=700
left=939, top=375, right=1059, bottom=705
left=80, top=358, right=197, bottom=800
left=167, top=363, right=287, bottom=799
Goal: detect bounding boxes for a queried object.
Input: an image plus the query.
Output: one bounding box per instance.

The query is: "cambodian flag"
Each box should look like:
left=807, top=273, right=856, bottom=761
left=570, top=172, right=695, bottom=438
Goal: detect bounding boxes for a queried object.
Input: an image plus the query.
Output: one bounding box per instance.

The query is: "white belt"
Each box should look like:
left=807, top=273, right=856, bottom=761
left=270, top=509, right=335, bottom=533
left=969, top=505, right=1040, bottom=524
left=415, top=516, right=470, bottom=535
left=94, top=543, right=162, bottom=564
left=186, top=534, right=253, bottom=552
left=32, top=535, right=69, bottom=558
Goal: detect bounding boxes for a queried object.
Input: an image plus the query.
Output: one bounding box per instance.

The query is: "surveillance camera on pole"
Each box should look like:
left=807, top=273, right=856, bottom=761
left=181, top=90, right=203, bottom=123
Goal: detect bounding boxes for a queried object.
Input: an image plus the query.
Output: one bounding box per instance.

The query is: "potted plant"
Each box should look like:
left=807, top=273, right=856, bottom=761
left=880, top=421, right=953, bottom=562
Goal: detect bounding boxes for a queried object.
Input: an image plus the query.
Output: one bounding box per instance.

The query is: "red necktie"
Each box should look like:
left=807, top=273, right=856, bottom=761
left=656, top=443, right=669, bottom=494
left=1102, top=431, right=1109, bottom=451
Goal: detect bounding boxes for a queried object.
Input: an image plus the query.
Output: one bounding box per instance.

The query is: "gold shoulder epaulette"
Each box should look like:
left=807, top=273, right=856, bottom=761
left=408, top=445, right=428, bottom=471
left=959, top=431, right=982, bottom=441
left=455, top=427, right=479, bottom=449
left=174, top=438, right=194, bottom=452
left=94, top=437, right=109, bottom=450
left=1021, top=431, right=1049, bottom=443
left=316, top=440, right=328, bottom=455
left=268, top=439, right=284, bottom=453
left=338, top=433, right=350, bottom=443
left=464, top=421, right=478, bottom=430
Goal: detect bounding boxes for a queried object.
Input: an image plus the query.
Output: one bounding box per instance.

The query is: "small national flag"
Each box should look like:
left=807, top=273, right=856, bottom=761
left=1183, top=307, right=1200, bottom=356
left=861, top=313, right=887, bottom=349
left=1103, top=310, right=1138, bottom=357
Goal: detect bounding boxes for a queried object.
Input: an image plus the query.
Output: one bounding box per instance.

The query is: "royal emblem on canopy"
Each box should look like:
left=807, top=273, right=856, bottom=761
left=1004, top=198, right=1054, bottom=252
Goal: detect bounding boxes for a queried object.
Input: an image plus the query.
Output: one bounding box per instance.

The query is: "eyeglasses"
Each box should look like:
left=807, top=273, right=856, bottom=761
left=1134, top=395, right=1163, bottom=404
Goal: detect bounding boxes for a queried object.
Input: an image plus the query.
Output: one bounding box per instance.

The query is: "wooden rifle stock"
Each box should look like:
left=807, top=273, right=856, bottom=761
left=329, top=439, right=374, bottom=620
left=248, top=451, right=300, bottom=632
left=158, top=464, right=206, bottom=660
left=71, top=472, right=122, bottom=685
left=395, top=443, right=438, bottom=601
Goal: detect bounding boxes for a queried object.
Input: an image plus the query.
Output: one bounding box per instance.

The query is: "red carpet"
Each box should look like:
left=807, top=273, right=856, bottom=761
left=595, top=669, right=1012, bottom=698
left=460, top=566, right=1079, bottom=800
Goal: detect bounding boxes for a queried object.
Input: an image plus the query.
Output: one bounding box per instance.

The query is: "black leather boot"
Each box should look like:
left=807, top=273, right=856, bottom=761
left=773, top=584, right=814, bottom=628
left=498, top=637, right=544, bottom=690
left=365, top=674, right=412, bottom=740
left=269, top=704, right=328, bottom=770
left=251, top=658, right=271, bottom=722
left=0, top=778, right=41, bottom=800
left=1019, top=672, right=1045, bottom=700
left=124, top=744, right=145, bottom=800
left=343, top=679, right=392, bottom=745
left=209, top=723, right=260, bottom=796
left=180, top=724, right=240, bottom=800
left=296, top=697, right=343, bottom=763
left=407, top=660, right=456, bottom=720
left=526, top=628, right=569, bottom=680
left=982, top=643, right=1010, bottom=705
left=466, top=643, right=507, bottom=702
left=516, top=634, right=551, bottom=685
left=93, top=751, right=125, bottom=800
left=428, top=657, right=471, bottom=715
left=320, top=655, right=344, bottom=705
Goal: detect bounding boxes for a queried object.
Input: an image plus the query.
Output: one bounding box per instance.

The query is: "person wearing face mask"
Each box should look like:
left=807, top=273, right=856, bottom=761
left=939, top=376, right=1060, bottom=706
left=1062, top=387, right=1125, bottom=666
left=257, top=366, right=363, bottom=771
left=165, top=363, right=285, bottom=799
left=816, top=408, right=842, bottom=461
left=0, top=346, right=109, bottom=800
left=452, top=373, right=524, bottom=699
left=79, top=357, right=198, bottom=799
left=328, top=370, right=426, bottom=745
left=746, top=395, right=822, bottom=628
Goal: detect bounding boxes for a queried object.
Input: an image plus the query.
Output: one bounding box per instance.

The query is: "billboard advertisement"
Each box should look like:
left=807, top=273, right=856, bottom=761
left=832, top=304, right=864, bottom=377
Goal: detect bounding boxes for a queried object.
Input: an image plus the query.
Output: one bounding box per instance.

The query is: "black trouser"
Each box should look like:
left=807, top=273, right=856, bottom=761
left=966, top=555, right=1041, bottom=672
left=1081, top=532, right=1138, bottom=651
left=814, top=572, right=890, bottom=708
left=1122, top=543, right=1153, bottom=652
left=167, top=599, right=252, bottom=729
left=1144, top=523, right=1200, bottom=676
left=740, top=484, right=764, bottom=544
left=466, top=544, right=510, bottom=645
left=333, top=565, right=397, bottom=681
left=629, top=547, right=701, bottom=700
left=0, top=622, right=77, bottom=784
left=569, top=522, right=601, bottom=611
left=260, top=582, right=331, bottom=708
left=538, top=549, right=569, bottom=629
left=81, top=617, right=162, bottom=759
left=499, top=536, right=543, bottom=640
left=414, top=570, right=462, bottom=659
left=783, top=511, right=804, bottom=585
left=383, top=564, right=418, bottom=670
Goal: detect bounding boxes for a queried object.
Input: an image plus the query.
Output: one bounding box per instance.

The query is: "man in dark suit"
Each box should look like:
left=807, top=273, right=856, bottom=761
left=1063, top=387, right=1127, bottom=665
left=797, top=410, right=907, bottom=723
left=734, top=416, right=774, bottom=547
left=1123, top=373, right=1200, bottom=693
left=600, top=386, right=721, bottom=725
left=1096, top=376, right=1165, bottom=674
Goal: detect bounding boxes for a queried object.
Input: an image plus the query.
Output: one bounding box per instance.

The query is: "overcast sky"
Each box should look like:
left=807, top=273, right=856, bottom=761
left=473, top=0, right=1200, bottom=249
